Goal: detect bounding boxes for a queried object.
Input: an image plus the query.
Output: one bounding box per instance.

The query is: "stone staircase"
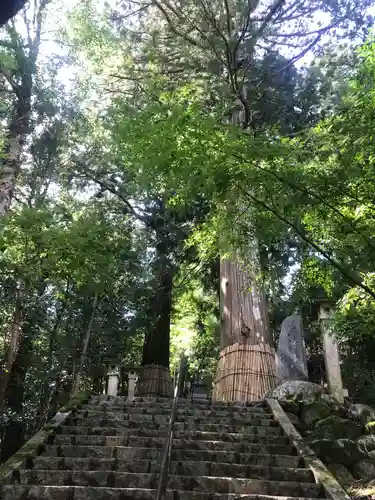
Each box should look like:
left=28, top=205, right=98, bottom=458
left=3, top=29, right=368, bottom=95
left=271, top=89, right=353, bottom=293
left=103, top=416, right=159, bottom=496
left=1, top=395, right=327, bottom=500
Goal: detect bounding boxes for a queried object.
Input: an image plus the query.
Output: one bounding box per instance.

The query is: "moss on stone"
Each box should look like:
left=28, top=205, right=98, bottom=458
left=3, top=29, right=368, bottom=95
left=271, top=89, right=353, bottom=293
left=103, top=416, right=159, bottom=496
left=327, top=463, right=354, bottom=487
left=365, top=420, right=375, bottom=434
left=59, top=390, right=90, bottom=411
left=0, top=390, right=91, bottom=485
left=0, top=456, right=25, bottom=481
left=301, top=401, right=331, bottom=428
left=349, top=481, right=375, bottom=498
left=314, top=416, right=362, bottom=440
left=279, top=399, right=300, bottom=415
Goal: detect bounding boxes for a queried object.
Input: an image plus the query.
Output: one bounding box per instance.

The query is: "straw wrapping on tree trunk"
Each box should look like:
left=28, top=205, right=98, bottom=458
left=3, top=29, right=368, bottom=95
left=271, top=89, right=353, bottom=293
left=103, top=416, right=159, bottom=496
left=213, top=343, right=277, bottom=402
left=136, top=364, right=173, bottom=397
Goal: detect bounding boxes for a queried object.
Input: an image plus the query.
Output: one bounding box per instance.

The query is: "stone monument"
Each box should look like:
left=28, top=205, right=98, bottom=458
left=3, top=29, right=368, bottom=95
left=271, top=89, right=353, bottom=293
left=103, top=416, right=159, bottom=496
left=107, top=366, right=120, bottom=397
left=276, top=314, right=308, bottom=382
left=127, top=371, right=138, bottom=401
left=318, top=302, right=344, bottom=403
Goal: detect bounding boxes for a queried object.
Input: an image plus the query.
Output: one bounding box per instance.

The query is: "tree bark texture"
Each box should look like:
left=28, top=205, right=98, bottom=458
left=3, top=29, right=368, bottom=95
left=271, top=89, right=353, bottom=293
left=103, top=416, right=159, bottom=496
left=0, top=284, right=24, bottom=411
left=0, top=0, right=48, bottom=215
left=0, top=71, right=32, bottom=216
left=1, top=333, right=32, bottom=461
left=213, top=245, right=277, bottom=402
left=0, top=279, right=47, bottom=460
left=73, top=293, right=99, bottom=394
left=136, top=256, right=173, bottom=397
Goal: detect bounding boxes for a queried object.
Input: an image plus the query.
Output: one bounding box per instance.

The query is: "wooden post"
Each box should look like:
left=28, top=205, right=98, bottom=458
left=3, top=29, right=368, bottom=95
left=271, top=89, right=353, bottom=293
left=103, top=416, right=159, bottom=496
left=318, top=303, right=344, bottom=404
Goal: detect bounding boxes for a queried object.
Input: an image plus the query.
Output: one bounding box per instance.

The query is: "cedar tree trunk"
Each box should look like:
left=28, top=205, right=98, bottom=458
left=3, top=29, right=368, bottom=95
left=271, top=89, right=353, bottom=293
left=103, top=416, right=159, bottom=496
left=136, top=246, right=173, bottom=397
left=213, top=243, right=277, bottom=402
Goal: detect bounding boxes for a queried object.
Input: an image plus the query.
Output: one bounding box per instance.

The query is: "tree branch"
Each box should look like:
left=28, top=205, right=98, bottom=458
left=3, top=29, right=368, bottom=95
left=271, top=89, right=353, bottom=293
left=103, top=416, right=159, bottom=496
left=232, top=153, right=375, bottom=252
left=254, top=0, right=286, bottom=41
left=240, top=188, right=375, bottom=300
left=152, top=0, right=206, bottom=49
left=75, top=162, right=150, bottom=224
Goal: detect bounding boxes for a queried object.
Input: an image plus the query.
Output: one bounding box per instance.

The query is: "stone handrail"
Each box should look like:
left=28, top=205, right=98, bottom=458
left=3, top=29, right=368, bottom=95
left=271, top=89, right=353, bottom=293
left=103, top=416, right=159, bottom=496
left=0, top=391, right=91, bottom=484
left=266, top=398, right=351, bottom=500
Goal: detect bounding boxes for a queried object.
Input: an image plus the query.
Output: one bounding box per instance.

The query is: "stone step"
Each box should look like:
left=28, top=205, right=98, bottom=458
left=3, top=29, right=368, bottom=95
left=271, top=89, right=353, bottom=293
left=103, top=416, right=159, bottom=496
left=92, top=396, right=267, bottom=408
left=58, top=426, right=283, bottom=439
left=77, top=409, right=274, bottom=421
left=2, top=485, right=325, bottom=500
left=53, top=431, right=288, bottom=447
left=81, top=405, right=272, bottom=416
left=29, top=457, right=313, bottom=482
left=51, top=435, right=292, bottom=452
left=36, top=452, right=303, bottom=468
left=69, top=413, right=275, bottom=426
left=60, top=418, right=279, bottom=435
left=43, top=441, right=294, bottom=459
left=10, top=470, right=323, bottom=496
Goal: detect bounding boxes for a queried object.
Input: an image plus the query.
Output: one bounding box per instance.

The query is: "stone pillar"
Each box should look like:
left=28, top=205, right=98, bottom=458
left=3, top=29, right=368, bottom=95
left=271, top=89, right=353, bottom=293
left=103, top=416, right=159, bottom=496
left=107, top=366, right=120, bottom=397
left=276, top=314, right=308, bottom=382
left=318, top=304, right=344, bottom=404
left=128, top=372, right=137, bottom=401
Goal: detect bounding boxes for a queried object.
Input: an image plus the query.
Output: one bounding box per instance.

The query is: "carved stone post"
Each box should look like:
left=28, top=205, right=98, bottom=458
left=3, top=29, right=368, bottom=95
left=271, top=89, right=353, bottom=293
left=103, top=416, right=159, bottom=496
left=276, top=314, right=308, bottom=382
left=128, top=371, right=137, bottom=401
left=107, top=366, right=120, bottom=397
left=318, top=303, right=344, bottom=403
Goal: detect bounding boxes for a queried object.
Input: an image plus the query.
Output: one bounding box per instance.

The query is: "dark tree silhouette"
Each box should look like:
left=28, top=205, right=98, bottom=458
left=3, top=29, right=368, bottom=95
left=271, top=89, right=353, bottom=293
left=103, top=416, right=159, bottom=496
left=0, top=0, right=27, bottom=27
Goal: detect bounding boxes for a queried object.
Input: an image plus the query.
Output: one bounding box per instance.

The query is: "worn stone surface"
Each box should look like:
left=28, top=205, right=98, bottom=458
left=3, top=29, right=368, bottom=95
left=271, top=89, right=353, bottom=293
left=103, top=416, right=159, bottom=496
left=313, top=416, right=362, bottom=441
left=267, top=381, right=323, bottom=402
left=349, top=403, right=375, bottom=425
left=327, top=463, right=354, bottom=486
left=279, top=400, right=300, bottom=415
left=0, top=391, right=90, bottom=484
left=319, top=394, right=342, bottom=406
left=353, top=459, right=375, bottom=480
left=42, top=445, right=303, bottom=467
left=54, top=431, right=287, bottom=447
left=61, top=419, right=278, bottom=433
left=13, top=470, right=321, bottom=496
left=356, top=434, right=375, bottom=455
left=3, top=394, right=330, bottom=500
left=59, top=425, right=283, bottom=439
left=301, top=402, right=331, bottom=428
left=80, top=405, right=271, bottom=417
left=318, top=305, right=344, bottom=404
left=276, top=315, right=308, bottom=382
left=30, top=456, right=310, bottom=481
left=2, top=485, right=326, bottom=500
left=286, top=412, right=301, bottom=428
left=309, top=438, right=365, bottom=467
left=266, top=398, right=351, bottom=500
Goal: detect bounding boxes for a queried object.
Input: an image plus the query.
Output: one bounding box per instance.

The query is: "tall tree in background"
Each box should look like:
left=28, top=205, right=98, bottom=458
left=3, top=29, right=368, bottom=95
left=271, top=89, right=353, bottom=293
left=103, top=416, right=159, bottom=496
left=2, top=0, right=375, bottom=467
left=107, top=0, right=373, bottom=400
left=0, top=0, right=50, bottom=215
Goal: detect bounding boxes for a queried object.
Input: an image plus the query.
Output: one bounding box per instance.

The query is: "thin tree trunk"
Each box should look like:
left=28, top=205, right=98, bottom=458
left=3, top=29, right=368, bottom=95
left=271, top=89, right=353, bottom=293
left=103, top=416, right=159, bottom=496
left=1, top=333, right=32, bottom=461
left=0, top=284, right=24, bottom=412
left=36, top=281, right=70, bottom=427
left=0, top=279, right=48, bottom=460
left=36, top=322, right=60, bottom=427
left=73, top=293, right=99, bottom=394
